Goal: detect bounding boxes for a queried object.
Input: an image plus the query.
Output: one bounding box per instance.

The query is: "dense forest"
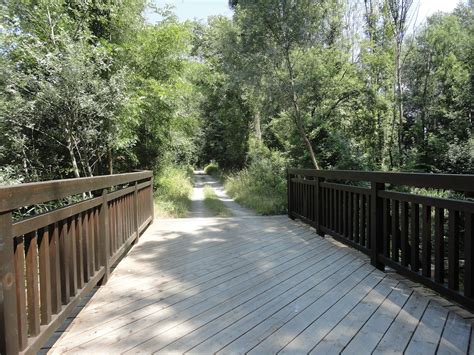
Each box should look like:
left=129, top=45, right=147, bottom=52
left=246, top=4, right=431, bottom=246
left=0, top=0, right=473, bottom=214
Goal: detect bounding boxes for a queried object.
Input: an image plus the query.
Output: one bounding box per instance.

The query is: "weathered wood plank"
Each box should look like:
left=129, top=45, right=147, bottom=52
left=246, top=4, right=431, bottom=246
left=437, top=311, right=471, bottom=354
left=405, top=301, right=449, bottom=354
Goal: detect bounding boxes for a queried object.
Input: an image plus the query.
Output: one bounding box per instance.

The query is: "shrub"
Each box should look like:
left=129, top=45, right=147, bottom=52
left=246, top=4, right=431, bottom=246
left=154, top=165, right=193, bottom=217
left=224, top=145, right=288, bottom=215
left=204, top=162, right=219, bottom=176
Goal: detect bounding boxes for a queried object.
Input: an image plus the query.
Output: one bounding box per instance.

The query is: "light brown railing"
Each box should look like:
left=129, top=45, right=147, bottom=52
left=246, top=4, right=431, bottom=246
left=0, top=171, right=154, bottom=355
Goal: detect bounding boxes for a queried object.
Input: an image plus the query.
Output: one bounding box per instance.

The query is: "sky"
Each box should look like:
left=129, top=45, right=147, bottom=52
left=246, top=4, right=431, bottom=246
left=147, top=0, right=466, bottom=25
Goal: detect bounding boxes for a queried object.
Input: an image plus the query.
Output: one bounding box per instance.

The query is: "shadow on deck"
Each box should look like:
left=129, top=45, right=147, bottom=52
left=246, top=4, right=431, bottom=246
left=46, top=216, right=473, bottom=354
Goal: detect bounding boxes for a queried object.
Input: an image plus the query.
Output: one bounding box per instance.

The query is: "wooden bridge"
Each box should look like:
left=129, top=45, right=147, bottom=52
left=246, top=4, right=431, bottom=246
left=1, top=169, right=473, bottom=354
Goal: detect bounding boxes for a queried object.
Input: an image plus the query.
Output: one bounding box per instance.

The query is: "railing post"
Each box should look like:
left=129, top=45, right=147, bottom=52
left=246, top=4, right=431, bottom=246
left=99, top=189, right=110, bottom=285
left=150, top=176, right=154, bottom=223
left=287, top=169, right=295, bottom=220
left=315, top=177, right=323, bottom=236
left=134, top=182, right=139, bottom=241
left=0, top=211, right=19, bottom=355
left=370, top=182, right=385, bottom=270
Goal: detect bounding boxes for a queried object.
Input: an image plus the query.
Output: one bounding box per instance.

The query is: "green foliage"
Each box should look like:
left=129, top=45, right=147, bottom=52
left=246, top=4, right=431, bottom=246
left=203, top=185, right=232, bottom=217
left=204, top=162, right=219, bottom=176
left=225, top=145, right=288, bottom=215
left=154, top=166, right=193, bottom=218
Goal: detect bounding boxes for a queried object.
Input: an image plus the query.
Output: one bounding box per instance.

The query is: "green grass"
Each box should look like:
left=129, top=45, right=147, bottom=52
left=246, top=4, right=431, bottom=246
left=154, top=166, right=193, bottom=218
left=224, top=169, right=287, bottom=215
left=203, top=185, right=232, bottom=217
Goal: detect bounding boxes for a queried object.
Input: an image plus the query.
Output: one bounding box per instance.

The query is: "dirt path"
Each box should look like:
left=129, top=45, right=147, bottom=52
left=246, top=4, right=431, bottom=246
left=187, top=170, right=254, bottom=218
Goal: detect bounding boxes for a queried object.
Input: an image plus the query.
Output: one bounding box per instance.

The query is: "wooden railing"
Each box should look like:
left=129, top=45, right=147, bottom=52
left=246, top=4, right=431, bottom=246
left=287, top=168, right=474, bottom=310
left=0, top=171, right=154, bottom=355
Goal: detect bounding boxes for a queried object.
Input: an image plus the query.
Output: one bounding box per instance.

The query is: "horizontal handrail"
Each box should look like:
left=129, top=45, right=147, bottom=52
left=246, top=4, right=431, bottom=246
left=288, top=168, right=474, bottom=192
left=0, top=171, right=153, bottom=213
left=0, top=172, right=154, bottom=355
left=287, top=168, right=474, bottom=311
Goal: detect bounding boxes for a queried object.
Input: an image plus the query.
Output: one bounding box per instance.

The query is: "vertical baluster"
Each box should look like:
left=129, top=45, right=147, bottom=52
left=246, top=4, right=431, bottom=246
left=94, top=208, right=100, bottom=270
left=366, top=197, right=371, bottom=249
left=370, top=182, right=384, bottom=270
left=448, top=210, right=459, bottom=290
left=464, top=213, right=474, bottom=298
left=59, top=220, right=70, bottom=304
left=400, top=202, right=409, bottom=266
left=410, top=203, right=420, bottom=272
left=354, top=193, right=360, bottom=244
left=118, top=197, right=123, bottom=248
left=38, top=227, right=52, bottom=324
left=25, top=232, right=40, bottom=336
left=330, top=188, right=334, bottom=230
left=361, top=195, right=366, bottom=247
left=434, top=207, right=445, bottom=283
left=82, top=212, right=90, bottom=282
left=110, top=201, right=115, bottom=255
left=88, top=210, right=94, bottom=277
left=14, top=237, right=28, bottom=350
left=49, top=223, right=61, bottom=313
left=69, top=218, right=77, bottom=296
left=392, top=200, right=400, bottom=262
left=99, top=189, right=110, bottom=284
left=336, top=190, right=344, bottom=235
left=348, top=192, right=353, bottom=240
left=422, top=205, right=432, bottom=278
left=287, top=171, right=292, bottom=218
left=116, top=200, right=120, bottom=248
left=135, top=182, right=139, bottom=240
left=76, top=214, right=84, bottom=289
left=383, top=199, right=390, bottom=257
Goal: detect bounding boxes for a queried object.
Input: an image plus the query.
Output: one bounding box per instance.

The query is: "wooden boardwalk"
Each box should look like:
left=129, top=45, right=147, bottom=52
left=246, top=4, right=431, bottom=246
left=48, top=216, right=473, bottom=354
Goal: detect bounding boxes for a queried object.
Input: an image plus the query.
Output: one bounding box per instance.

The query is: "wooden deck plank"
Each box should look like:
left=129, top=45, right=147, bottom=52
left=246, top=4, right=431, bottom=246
left=341, top=283, right=412, bottom=354
left=216, top=258, right=366, bottom=354
left=247, top=264, right=374, bottom=354
left=63, top=228, right=318, bottom=328
left=405, top=301, right=449, bottom=354
left=188, top=252, right=358, bottom=354
left=310, top=276, right=399, bottom=354
left=437, top=311, right=471, bottom=354
left=52, top=227, right=331, bottom=352
left=160, top=250, right=355, bottom=353
left=48, top=216, right=474, bottom=355
left=92, top=244, right=344, bottom=353
left=55, top=229, right=319, bottom=338
left=372, top=288, right=430, bottom=354
left=278, top=270, right=385, bottom=354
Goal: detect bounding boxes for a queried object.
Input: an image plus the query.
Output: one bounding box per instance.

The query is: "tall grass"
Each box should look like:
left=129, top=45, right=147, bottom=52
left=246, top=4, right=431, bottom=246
left=225, top=169, right=287, bottom=215
left=203, top=185, right=232, bottom=217
left=154, top=166, right=193, bottom=217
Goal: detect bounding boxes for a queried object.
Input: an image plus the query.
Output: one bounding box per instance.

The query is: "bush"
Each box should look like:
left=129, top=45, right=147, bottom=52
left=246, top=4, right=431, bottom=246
left=154, top=165, right=193, bottom=217
left=204, top=162, right=219, bottom=176
left=224, top=145, right=288, bottom=215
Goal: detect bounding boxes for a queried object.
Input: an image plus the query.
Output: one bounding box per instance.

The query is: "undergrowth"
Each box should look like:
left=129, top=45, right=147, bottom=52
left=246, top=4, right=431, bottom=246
left=224, top=145, right=288, bottom=215
left=154, top=165, right=193, bottom=217
left=203, top=185, right=232, bottom=217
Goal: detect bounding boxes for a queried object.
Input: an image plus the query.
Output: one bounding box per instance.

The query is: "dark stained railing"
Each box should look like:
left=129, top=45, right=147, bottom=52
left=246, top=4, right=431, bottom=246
left=287, top=168, right=474, bottom=310
left=0, top=171, right=154, bottom=355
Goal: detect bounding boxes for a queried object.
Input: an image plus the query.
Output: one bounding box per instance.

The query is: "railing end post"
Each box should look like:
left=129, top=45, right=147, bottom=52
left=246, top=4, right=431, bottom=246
left=287, top=169, right=295, bottom=220
left=0, top=211, right=20, bottom=355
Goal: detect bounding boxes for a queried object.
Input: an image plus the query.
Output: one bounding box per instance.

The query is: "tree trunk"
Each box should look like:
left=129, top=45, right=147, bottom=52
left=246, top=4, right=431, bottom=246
left=284, top=50, right=320, bottom=169
left=108, top=146, right=113, bottom=175
left=254, top=112, right=262, bottom=143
